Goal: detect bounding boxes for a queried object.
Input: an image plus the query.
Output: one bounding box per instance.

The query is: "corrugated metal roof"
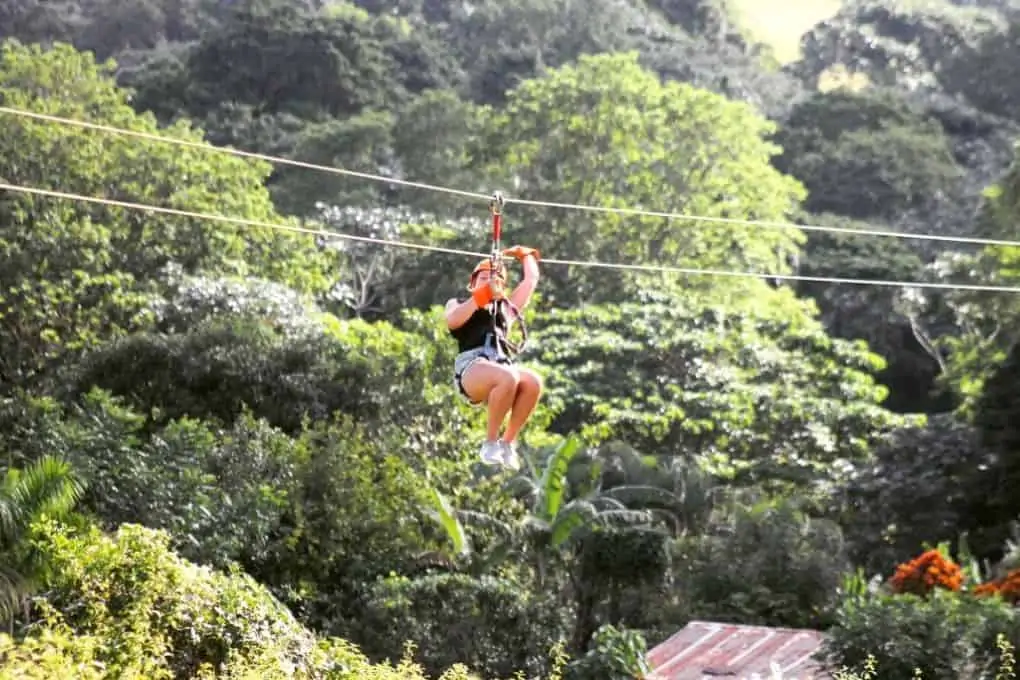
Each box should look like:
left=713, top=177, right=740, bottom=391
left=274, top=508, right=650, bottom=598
left=647, top=620, right=828, bottom=679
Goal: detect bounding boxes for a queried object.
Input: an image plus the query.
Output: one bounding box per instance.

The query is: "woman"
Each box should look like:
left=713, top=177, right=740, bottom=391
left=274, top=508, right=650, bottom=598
left=445, top=245, right=543, bottom=470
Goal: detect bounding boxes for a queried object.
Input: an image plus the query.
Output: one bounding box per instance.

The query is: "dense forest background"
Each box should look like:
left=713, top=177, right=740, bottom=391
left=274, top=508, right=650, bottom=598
left=4, top=0, right=1020, bottom=677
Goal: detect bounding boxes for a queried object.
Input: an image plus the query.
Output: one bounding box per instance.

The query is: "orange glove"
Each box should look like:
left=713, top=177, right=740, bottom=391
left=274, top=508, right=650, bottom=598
left=471, top=279, right=504, bottom=307
left=502, top=245, right=540, bottom=261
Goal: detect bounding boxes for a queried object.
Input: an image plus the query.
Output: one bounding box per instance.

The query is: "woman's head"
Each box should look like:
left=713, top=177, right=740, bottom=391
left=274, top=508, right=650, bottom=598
left=469, top=259, right=507, bottom=289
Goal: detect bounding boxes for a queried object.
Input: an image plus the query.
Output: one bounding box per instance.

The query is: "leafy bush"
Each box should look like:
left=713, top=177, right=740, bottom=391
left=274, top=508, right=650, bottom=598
left=359, top=572, right=567, bottom=679
left=676, top=498, right=850, bottom=629
left=0, top=629, right=491, bottom=680
left=23, top=519, right=326, bottom=677
left=821, top=577, right=1020, bottom=679
left=4, top=519, right=505, bottom=680
left=563, top=624, right=651, bottom=680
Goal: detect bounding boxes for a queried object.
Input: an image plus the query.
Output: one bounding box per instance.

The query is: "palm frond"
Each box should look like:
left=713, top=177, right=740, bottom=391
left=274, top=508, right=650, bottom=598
left=594, top=509, right=656, bottom=527
left=471, top=541, right=521, bottom=576
left=590, top=495, right=627, bottom=511
left=537, top=435, right=583, bottom=522
left=597, top=442, right=657, bottom=478
left=601, top=484, right=681, bottom=508
left=502, top=474, right=539, bottom=500
left=0, top=563, right=27, bottom=625
left=549, top=499, right=599, bottom=548
left=1, top=455, right=83, bottom=549
left=425, top=486, right=470, bottom=557
left=0, top=498, right=17, bottom=552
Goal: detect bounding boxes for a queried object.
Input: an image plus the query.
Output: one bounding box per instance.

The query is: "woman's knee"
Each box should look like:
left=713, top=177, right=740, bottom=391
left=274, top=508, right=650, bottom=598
left=518, top=367, right=543, bottom=394
left=496, top=364, right=522, bottom=391
left=460, top=360, right=519, bottom=398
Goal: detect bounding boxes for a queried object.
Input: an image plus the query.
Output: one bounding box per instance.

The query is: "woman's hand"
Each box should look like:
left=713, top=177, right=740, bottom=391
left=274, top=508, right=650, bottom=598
left=502, top=245, right=540, bottom=261
left=471, top=277, right=505, bottom=307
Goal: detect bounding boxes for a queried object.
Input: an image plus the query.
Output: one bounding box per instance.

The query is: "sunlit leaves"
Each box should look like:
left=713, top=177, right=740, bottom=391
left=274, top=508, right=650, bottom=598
left=532, top=297, right=904, bottom=489
left=477, top=51, right=807, bottom=306
left=0, top=40, right=331, bottom=387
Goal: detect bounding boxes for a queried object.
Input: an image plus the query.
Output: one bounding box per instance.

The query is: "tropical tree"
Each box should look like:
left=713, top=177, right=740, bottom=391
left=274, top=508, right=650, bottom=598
left=0, top=456, right=84, bottom=624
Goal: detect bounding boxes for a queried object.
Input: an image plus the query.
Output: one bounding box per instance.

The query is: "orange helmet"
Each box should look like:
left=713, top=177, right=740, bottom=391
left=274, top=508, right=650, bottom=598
left=469, top=259, right=507, bottom=285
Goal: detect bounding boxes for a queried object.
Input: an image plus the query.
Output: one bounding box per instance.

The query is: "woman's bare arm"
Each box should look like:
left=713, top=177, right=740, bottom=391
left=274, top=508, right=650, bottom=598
left=445, top=297, right=479, bottom=330
left=509, top=254, right=539, bottom=310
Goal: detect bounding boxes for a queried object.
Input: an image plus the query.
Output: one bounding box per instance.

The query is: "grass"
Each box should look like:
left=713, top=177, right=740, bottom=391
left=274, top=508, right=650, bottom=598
left=728, top=0, right=843, bottom=64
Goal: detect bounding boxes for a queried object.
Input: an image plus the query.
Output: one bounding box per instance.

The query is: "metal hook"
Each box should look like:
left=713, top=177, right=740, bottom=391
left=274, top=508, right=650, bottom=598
left=489, top=191, right=504, bottom=215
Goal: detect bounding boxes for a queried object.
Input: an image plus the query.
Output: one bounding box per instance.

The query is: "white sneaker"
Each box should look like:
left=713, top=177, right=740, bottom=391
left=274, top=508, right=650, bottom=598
left=500, top=441, right=521, bottom=471
left=478, top=440, right=504, bottom=466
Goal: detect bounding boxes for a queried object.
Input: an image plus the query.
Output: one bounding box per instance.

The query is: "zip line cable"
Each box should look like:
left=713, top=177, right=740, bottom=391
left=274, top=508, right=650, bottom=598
left=0, top=106, right=491, bottom=201
left=3, top=105, right=1020, bottom=250
left=0, top=182, right=481, bottom=257
left=3, top=180, right=1019, bottom=293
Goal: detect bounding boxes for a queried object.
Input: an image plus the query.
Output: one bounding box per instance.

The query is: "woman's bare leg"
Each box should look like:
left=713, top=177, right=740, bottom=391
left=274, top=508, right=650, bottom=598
left=459, top=361, right=520, bottom=441
left=502, top=368, right=543, bottom=444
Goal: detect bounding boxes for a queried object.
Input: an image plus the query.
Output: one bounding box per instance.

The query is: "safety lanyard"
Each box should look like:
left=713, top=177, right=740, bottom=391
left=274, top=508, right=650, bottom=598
left=488, top=192, right=527, bottom=356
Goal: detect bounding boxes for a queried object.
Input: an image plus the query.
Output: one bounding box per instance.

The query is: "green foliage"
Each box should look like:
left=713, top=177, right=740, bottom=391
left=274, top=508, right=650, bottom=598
left=0, top=39, right=330, bottom=388
left=271, top=111, right=397, bottom=215
left=793, top=213, right=948, bottom=413
left=794, top=0, right=1007, bottom=90
left=2, top=519, right=490, bottom=680
left=840, top=414, right=1000, bottom=570
left=533, top=296, right=903, bottom=489
left=24, top=520, right=328, bottom=678
left=477, top=51, right=807, bottom=306
left=260, top=415, right=443, bottom=633
left=151, top=268, right=327, bottom=338
left=0, top=40, right=327, bottom=288
left=0, top=0, right=218, bottom=62
left=940, top=18, right=1020, bottom=123
left=677, top=497, right=851, bottom=629
left=563, top=624, right=651, bottom=680
left=0, top=455, right=84, bottom=622
left=0, top=388, right=295, bottom=569
left=0, top=386, right=450, bottom=638
left=774, top=89, right=966, bottom=231
left=129, top=0, right=462, bottom=122
left=67, top=312, right=454, bottom=435
left=821, top=586, right=1020, bottom=680
left=359, top=572, right=565, bottom=678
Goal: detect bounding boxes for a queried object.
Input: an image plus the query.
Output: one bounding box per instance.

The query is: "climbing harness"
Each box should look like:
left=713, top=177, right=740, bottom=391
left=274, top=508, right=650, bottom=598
left=452, top=192, right=531, bottom=403
left=486, top=191, right=528, bottom=361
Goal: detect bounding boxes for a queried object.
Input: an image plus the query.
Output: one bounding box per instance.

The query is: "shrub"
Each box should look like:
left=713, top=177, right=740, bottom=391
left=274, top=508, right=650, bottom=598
left=4, top=519, right=537, bottom=680
left=358, top=572, right=567, bottom=679
left=820, top=581, right=1020, bottom=679
left=974, top=568, right=1020, bottom=604
left=0, top=630, right=492, bottom=680
left=676, top=499, right=850, bottom=629
left=563, top=624, right=651, bottom=680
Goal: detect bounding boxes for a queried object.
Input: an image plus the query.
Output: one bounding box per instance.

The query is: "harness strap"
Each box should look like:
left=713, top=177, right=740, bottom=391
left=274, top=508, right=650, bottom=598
left=491, top=298, right=528, bottom=358
left=485, top=191, right=529, bottom=358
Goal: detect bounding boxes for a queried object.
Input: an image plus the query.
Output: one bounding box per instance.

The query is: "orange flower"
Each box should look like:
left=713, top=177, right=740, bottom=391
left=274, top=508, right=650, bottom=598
left=890, top=549, right=964, bottom=596
left=973, top=568, right=1020, bottom=603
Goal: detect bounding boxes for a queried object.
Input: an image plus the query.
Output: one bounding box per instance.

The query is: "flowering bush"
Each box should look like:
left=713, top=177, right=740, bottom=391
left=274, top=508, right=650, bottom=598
left=888, top=548, right=964, bottom=596
left=821, top=547, right=1020, bottom=679
left=974, top=568, right=1020, bottom=604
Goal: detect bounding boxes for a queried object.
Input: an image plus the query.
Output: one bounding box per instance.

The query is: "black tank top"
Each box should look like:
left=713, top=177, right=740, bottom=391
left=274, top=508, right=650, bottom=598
left=449, top=303, right=508, bottom=353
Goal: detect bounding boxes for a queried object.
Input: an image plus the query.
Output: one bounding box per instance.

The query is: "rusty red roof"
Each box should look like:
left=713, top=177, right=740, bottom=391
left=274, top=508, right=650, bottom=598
left=647, top=620, right=828, bottom=679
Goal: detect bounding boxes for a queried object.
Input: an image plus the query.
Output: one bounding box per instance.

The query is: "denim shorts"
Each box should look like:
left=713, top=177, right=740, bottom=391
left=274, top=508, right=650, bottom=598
left=453, top=346, right=510, bottom=406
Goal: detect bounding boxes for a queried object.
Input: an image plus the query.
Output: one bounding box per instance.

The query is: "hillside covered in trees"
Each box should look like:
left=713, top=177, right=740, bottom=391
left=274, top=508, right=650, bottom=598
left=4, top=0, right=1020, bottom=677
